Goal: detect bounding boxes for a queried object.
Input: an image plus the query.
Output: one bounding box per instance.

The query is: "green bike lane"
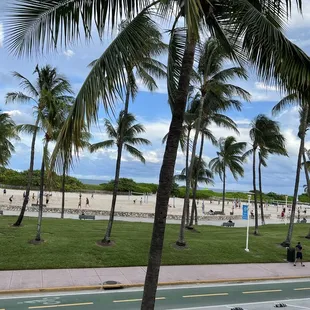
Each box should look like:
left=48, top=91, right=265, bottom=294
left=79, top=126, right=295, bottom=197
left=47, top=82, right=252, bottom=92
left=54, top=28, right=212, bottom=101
left=1, top=280, right=310, bottom=310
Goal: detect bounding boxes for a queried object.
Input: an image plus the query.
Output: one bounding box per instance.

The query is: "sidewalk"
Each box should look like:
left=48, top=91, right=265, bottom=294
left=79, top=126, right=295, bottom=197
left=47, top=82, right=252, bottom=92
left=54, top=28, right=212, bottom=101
left=0, top=263, right=309, bottom=293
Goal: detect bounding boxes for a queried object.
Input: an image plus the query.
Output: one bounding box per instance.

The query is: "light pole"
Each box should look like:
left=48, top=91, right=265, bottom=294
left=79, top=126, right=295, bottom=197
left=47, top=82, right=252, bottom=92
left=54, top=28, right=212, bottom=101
left=285, top=195, right=288, bottom=225
left=245, top=194, right=251, bottom=252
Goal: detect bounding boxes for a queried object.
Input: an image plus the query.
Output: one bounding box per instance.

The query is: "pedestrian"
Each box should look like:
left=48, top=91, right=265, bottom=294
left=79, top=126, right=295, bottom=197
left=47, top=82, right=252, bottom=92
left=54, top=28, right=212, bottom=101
left=91, top=193, right=94, bottom=199
left=46, top=194, right=49, bottom=205
left=202, top=200, right=205, bottom=214
left=294, top=242, right=305, bottom=267
left=9, top=195, right=13, bottom=203
left=23, top=192, right=26, bottom=199
left=86, top=197, right=89, bottom=207
left=32, top=193, right=35, bottom=200
left=140, top=197, right=142, bottom=205
left=3, top=189, right=6, bottom=195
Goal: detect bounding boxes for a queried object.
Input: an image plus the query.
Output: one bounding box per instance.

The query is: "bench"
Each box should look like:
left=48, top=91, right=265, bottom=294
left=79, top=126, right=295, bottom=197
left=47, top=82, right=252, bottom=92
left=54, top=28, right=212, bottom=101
left=79, top=214, right=95, bottom=220
left=31, top=204, right=46, bottom=207
left=213, top=211, right=223, bottom=215
left=300, top=219, right=307, bottom=224
left=222, top=222, right=235, bottom=227
left=0, top=210, right=3, bottom=215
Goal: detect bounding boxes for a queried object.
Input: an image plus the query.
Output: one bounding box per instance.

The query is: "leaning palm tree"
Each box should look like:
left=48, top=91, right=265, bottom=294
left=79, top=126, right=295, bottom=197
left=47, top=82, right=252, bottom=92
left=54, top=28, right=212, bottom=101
left=210, top=136, right=247, bottom=214
left=90, top=112, right=151, bottom=244
left=6, top=1, right=310, bottom=308
left=0, top=111, right=19, bottom=167
left=247, top=115, right=287, bottom=233
left=5, top=65, right=73, bottom=226
left=273, top=97, right=309, bottom=247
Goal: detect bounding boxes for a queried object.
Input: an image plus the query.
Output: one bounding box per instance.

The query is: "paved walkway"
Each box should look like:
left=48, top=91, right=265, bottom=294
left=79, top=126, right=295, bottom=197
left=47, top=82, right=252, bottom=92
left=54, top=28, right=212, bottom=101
left=0, top=263, right=309, bottom=292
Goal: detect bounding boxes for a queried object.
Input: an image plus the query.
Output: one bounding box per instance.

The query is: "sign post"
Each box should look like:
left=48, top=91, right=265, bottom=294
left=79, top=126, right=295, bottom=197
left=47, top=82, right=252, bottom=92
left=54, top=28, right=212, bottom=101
left=285, top=195, right=288, bottom=225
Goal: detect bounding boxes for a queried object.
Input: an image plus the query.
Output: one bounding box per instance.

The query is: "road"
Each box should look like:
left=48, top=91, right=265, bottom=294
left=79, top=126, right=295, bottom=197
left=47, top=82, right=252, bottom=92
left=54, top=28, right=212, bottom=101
left=1, top=280, right=310, bottom=309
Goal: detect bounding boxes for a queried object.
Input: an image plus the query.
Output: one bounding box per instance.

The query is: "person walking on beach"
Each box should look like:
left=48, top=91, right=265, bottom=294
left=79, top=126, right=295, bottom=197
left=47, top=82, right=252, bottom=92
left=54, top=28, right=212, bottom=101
left=3, top=189, right=6, bottom=195
left=9, top=195, right=13, bottom=203
left=46, top=194, right=49, bottom=205
left=202, top=200, right=205, bottom=214
left=86, top=197, right=89, bottom=207
left=294, top=242, right=305, bottom=267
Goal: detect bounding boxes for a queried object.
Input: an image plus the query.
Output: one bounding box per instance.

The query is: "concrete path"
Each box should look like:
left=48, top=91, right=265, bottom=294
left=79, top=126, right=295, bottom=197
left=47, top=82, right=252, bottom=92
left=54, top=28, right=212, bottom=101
left=0, top=263, right=309, bottom=293
left=1, top=280, right=310, bottom=309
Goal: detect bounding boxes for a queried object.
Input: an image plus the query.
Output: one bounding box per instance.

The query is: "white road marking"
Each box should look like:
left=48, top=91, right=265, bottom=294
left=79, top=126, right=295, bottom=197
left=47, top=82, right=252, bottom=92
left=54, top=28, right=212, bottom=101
left=168, top=297, right=310, bottom=310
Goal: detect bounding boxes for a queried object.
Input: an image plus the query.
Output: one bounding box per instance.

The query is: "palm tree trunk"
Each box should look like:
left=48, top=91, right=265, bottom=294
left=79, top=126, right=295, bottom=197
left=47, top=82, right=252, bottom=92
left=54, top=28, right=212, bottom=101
left=189, top=183, right=197, bottom=227
left=61, top=162, right=66, bottom=219
left=102, top=81, right=131, bottom=243
left=184, top=128, right=191, bottom=225
left=222, top=167, right=226, bottom=214
left=35, top=141, right=48, bottom=242
left=282, top=104, right=309, bottom=247
left=141, top=33, right=196, bottom=310
left=303, top=151, right=310, bottom=239
left=13, top=117, right=39, bottom=226
left=258, top=157, right=265, bottom=225
left=102, top=143, right=123, bottom=243
left=179, top=91, right=205, bottom=242
left=253, top=148, right=259, bottom=235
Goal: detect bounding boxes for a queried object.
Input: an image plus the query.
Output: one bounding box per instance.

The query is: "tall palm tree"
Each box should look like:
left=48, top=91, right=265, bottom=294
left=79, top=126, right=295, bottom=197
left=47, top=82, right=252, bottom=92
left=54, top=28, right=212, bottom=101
left=210, top=136, right=246, bottom=214
left=6, top=1, right=309, bottom=308
left=175, top=156, right=214, bottom=225
left=90, top=112, right=151, bottom=243
left=302, top=148, right=310, bottom=239
left=177, top=38, right=249, bottom=246
left=0, top=112, right=19, bottom=167
left=273, top=96, right=309, bottom=247
left=247, top=115, right=287, bottom=234
left=5, top=65, right=73, bottom=227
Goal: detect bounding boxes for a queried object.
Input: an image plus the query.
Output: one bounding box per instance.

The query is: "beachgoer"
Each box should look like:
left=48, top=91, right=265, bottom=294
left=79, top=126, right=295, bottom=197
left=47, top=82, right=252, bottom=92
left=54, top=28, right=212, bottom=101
left=91, top=193, right=94, bottom=199
left=46, top=194, right=49, bottom=204
left=140, top=198, right=142, bottom=205
left=86, top=198, right=89, bottom=207
left=250, top=210, right=254, bottom=219
left=202, top=201, right=205, bottom=214
left=32, top=193, right=35, bottom=200
left=3, top=189, right=6, bottom=195
left=294, top=242, right=305, bottom=267
left=9, top=195, right=13, bottom=203
left=133, top=199, right=136, bottom=204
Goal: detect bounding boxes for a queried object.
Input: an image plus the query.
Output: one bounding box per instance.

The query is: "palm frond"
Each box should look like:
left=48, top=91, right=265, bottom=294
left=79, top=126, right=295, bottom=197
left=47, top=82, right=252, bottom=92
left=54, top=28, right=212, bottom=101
left=16, top=123, right=40, bottom=134
left=5, top=92, right=35, bottom=104
left=90, top=140, right=115, bottom=153
left=124, top=144, right=146, bottom=163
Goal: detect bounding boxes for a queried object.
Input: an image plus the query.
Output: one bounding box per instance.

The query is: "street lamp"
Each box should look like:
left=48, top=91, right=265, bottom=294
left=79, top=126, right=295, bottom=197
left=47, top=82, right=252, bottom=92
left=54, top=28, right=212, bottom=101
left=245, top=194, right=251, bottom=252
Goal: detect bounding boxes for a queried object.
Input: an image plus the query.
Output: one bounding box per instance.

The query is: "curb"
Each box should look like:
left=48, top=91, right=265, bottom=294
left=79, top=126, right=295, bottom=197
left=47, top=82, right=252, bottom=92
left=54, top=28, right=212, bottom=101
left=1, top=275, right=310, bottom=295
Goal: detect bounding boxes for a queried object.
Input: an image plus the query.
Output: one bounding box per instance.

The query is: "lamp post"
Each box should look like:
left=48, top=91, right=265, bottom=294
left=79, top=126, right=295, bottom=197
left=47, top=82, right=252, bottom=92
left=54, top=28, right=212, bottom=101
left=285, top=195, right=288, bottom=225
left=245, top=194, right=251, bottom=252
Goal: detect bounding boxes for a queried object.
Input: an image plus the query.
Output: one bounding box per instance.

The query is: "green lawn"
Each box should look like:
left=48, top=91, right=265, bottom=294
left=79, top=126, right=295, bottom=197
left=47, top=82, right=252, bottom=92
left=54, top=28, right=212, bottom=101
left=0, top=216, right=309, bottom=270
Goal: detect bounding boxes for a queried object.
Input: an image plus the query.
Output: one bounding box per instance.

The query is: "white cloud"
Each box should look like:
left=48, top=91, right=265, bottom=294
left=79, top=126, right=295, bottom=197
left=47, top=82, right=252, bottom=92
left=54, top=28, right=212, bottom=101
left=255, top=82, right=278, bottom=92
left=0, top=23, right=3, bottom=48
left=288, top=2, right=310, bottom=29
left=63, top=49, right=75, bottom=57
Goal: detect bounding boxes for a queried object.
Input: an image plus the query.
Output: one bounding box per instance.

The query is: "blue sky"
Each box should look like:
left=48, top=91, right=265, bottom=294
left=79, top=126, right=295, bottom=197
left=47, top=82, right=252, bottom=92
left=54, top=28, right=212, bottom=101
left=1, top=2, right=310, bottom=195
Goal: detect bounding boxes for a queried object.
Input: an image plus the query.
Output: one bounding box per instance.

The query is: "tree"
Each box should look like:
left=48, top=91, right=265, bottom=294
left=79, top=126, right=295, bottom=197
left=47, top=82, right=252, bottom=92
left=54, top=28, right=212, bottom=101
left=90, top=112, right=151, bottom=243
left=273, top=96, right=309, bottom=247
left=0, top=112, right=19, bottom=166
left=5, top=65, right=73, bottom=227
left=175, top=156, right=214, bottom=226
left=6, top=1, right=309, bottom=308
left=210, top=136, right=246, bottom=214
left=247, top=115, right=287, bottom=234
left=177, top=38, right=249, bottom=245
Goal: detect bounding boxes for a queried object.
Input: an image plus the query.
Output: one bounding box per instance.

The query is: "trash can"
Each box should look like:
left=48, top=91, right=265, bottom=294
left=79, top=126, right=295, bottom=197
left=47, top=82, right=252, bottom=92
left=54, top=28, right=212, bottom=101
left=287, top=247, right=295, bottom=262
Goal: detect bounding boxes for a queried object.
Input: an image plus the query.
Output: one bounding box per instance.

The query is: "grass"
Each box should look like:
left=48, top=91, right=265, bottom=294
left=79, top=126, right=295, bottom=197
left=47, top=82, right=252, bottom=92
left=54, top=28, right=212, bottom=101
left=0, top=216, right=309, bottom=270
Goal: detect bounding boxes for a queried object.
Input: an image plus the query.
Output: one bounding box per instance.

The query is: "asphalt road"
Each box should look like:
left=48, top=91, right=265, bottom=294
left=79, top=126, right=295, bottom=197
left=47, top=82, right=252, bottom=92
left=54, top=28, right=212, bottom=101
left=1, top=280, right=310, bottom=309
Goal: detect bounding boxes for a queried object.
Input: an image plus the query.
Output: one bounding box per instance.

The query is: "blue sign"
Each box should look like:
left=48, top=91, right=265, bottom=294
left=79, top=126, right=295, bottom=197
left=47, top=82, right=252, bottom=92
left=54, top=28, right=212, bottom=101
left=242, top=205, right=248, bottom=220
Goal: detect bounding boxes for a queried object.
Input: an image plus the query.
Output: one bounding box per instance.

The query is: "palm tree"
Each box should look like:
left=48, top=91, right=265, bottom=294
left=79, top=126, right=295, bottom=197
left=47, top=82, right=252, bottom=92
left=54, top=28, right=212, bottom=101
left=177, top=38, right=249, bottom=246
left=0, top=112, right=19, bottom=167
left=6, top=1, right=309, bottom=308
left=175, top=156, right=214, bottom=226
left=210, top=136, right=246, bottom=214
left=247, top=115, right=287, bottom=233
left=273, top=97, right=309, bottom=247
left=5, top=65, right=73, bottom=227
left=90, top=112, right=151, bottom=243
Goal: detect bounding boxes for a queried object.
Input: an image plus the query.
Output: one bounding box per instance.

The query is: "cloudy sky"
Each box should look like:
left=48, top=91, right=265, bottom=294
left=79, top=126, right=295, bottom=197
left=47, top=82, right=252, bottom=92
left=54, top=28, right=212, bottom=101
left=0, top=2, right=310, bottom=195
